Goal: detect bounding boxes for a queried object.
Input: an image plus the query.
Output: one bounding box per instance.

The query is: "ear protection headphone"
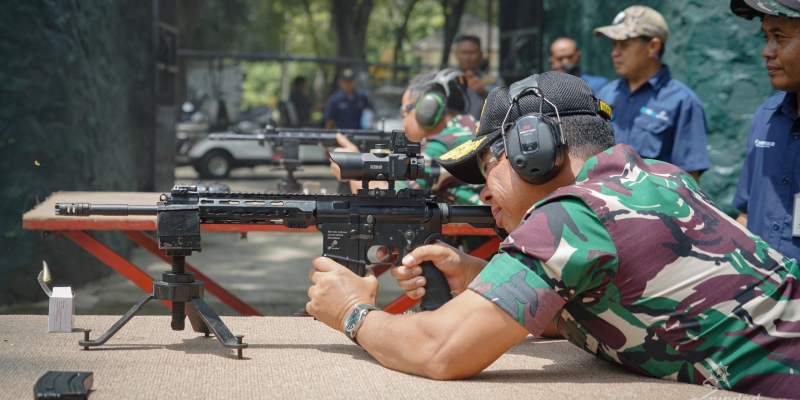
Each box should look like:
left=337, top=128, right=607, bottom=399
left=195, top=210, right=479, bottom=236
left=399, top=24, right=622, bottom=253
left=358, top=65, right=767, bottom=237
left=415, top=68, right=468, bottom=129
left=500, top=74, right=567, bottom=185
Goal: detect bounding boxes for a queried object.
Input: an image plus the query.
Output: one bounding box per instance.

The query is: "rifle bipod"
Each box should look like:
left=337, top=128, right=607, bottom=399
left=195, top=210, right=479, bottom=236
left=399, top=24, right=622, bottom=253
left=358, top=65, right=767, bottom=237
left=78, top=250, right=248, bottom=359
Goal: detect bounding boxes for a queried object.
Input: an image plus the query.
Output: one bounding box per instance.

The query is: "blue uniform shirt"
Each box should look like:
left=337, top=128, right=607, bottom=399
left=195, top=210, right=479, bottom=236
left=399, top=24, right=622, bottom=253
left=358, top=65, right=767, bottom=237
left=733, top=92, right=800, bottom=261
left=596, top=65, right=710, bottom=173
left=323, top=89, right=371, bottom=129
left=579, top=71, right=609, bottom=95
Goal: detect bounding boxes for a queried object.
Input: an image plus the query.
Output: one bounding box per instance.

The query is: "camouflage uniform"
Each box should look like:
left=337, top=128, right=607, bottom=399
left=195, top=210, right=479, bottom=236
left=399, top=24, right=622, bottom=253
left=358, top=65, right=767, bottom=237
left=469, top=144, right=800, bottom=398
left=396, top=114, right=483, bottom=205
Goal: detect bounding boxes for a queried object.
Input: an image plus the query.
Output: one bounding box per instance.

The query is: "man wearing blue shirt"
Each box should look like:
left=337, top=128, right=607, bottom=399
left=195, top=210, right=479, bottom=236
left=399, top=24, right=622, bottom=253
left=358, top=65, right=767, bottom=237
left=549, top=37, right=608, bottom=94
left=731, top=0, right=800, bottom=261
left=594, top=6, right=709, bottom=181
left=324, top=69, right=371, bottom=130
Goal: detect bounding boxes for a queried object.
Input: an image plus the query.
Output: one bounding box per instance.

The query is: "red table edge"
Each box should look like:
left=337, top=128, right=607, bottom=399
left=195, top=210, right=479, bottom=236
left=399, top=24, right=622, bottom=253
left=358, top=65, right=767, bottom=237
left=36, top=227, right=500, bottom=316
left=23, top=219, right=496, bottom=236
left=123, top=231, right=263, bottom=316
left=61, top=231, right=171, bottom=309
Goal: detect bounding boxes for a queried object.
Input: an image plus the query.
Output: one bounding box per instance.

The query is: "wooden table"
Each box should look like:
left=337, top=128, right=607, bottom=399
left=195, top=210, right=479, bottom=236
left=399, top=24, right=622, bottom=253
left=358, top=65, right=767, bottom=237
left=22, top=192, right=501, bottom=316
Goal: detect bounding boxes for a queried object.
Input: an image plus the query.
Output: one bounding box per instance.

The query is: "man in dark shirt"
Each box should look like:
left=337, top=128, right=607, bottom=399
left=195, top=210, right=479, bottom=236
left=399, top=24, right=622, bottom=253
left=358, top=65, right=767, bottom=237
left=323, top=69, right=371, bottom=130
left=731, top=0, right=800, bottom=261
left=454, top=35, right=500, bottom=119
left=549, top=37, right=608, bottom=94
left=594, top=5, right=709, bottom=181
left=289, top=76, right=313, bottom=127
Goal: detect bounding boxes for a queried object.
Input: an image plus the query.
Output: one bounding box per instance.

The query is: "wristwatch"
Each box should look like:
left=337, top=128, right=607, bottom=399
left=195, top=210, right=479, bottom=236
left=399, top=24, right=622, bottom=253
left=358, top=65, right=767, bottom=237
left=343, top=304, right=380, bottom=345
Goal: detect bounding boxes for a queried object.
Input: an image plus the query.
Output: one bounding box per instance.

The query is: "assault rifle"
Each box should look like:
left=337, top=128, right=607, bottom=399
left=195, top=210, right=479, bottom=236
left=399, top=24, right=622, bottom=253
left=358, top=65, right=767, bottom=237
left=209, top=126, right=393, bottom=193
left=54, top=131, right=495, bottom=357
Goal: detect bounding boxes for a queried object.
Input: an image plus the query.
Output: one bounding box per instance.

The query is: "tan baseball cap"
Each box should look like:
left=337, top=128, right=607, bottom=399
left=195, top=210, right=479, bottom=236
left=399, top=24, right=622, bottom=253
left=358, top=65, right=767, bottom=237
left=593, top=6, right=670, bottom=44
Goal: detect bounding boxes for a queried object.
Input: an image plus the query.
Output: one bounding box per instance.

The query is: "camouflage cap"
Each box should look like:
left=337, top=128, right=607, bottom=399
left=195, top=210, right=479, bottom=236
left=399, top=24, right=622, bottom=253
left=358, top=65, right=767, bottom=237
left=730, top=0, right=800, bottom=19
left=593, top=6, right=670, bottom=44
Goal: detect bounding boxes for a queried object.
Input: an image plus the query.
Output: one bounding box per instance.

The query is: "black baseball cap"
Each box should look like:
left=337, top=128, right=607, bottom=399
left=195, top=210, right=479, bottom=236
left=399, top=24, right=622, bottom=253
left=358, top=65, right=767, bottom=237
left=730, top=0, right=800, bottom=19
left=436, top=71, right=612, bottom=185
left=338, top=68, right=356, bottom=80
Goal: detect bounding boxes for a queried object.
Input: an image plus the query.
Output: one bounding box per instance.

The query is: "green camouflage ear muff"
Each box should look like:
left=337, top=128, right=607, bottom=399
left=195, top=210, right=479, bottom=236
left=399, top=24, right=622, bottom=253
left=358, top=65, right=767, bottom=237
left=415, top=68, right=467, bottom=129
left=415, top=92, right=445, bottom=129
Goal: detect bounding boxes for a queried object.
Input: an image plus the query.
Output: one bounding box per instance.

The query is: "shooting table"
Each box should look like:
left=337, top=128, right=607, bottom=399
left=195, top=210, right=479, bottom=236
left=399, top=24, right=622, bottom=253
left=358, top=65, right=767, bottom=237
left=0, top=315, right=722, bottom=399
left=22, top=192, right=502, bottom=316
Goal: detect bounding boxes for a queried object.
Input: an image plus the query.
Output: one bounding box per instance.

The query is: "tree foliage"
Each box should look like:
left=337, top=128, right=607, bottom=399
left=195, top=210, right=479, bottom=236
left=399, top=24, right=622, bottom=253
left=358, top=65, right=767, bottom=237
left=438, top=0, right=469, bottom=68
left=180, top=0, right=493, bottom=110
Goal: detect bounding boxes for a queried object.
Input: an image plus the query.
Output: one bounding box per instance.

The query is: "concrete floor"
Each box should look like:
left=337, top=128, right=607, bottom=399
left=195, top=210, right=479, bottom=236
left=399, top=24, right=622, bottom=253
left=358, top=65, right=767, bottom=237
left=4, top=164, right=406, bottom=317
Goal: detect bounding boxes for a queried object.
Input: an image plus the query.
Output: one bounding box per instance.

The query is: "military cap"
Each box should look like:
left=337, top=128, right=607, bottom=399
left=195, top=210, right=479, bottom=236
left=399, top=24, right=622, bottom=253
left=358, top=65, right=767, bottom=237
left=730, top=0, right=800, bottom=19
left=593, top=6, right=670, bottom=44
left=436, top=72, right=611, bottom=185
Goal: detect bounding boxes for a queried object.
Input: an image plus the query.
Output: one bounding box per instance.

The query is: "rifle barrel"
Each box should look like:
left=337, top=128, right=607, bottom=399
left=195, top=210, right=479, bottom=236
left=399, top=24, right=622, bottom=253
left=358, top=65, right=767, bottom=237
left=207, top=133, right=262, bottom=141
left=55, top=203, right=158, bottom=217
left=442, top=205, right=495, bottom=227
left=208, top=128, right=389, bottom=143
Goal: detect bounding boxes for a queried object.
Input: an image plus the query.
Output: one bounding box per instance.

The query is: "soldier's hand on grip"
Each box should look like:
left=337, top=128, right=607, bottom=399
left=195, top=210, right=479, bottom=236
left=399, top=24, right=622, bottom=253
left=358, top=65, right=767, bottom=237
left=390, top=241, right=488, bottom=299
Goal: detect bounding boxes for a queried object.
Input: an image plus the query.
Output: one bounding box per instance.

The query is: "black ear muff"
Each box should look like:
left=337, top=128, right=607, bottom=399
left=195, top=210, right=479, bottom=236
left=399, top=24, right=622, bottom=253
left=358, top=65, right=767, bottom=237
left=415, top=92, right=445, bottom=129
left=505, top=114, right=565, bottom=184
left=500, top=74, right=567, bottom=185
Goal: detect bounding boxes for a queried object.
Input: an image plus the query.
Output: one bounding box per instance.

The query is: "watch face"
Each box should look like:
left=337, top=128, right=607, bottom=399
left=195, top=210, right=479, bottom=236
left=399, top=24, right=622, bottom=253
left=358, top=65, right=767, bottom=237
left=344, top=307, right=361, bottom=334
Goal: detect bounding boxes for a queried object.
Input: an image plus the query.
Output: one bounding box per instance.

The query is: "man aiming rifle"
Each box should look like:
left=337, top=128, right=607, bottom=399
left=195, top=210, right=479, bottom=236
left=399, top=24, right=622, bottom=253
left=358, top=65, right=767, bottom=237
left=331, top=69, right=482, bottom=206
left=53, top=131, right=494, bottom=355
left=307, top=72, right=800, bottom=398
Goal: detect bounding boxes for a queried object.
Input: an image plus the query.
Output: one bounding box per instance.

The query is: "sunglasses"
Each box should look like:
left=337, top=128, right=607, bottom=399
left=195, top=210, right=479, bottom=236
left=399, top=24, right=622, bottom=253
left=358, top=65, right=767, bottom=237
left=478, top=147, right=500, bottom=178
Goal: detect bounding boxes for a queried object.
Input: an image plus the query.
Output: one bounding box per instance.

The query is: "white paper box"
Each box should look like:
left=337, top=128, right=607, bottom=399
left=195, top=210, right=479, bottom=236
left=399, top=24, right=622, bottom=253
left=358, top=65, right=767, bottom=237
left=48, top=287, right=74, bottom=333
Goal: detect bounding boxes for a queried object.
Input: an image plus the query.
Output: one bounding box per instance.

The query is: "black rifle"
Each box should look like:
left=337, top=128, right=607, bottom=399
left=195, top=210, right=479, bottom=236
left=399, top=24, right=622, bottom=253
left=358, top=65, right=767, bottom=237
left=54, top=132, right=495, bottom=355
left=209, top=126, right=393, bottom=193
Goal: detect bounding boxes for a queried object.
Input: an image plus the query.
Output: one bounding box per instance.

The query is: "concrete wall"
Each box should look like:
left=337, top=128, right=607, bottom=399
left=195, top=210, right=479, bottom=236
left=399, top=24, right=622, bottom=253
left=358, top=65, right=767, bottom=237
left=542, top=0, right=776, bottom=216
left=0, top=2, right=155, bottom=306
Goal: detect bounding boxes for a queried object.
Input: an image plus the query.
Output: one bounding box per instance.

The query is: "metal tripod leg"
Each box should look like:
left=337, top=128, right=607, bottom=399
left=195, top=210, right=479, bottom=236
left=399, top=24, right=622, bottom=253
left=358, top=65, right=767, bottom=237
left=190, top=297, right=247, bottom=359
left=79, top=294, right=155, bottom=349
left=186, top=301, right=211, bottom=336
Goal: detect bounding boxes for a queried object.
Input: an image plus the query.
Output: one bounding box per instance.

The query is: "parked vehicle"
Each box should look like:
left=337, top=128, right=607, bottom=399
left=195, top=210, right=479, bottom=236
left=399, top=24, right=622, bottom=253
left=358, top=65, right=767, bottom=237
left=188, top=121, right=330, bottom=179
left=176, top=92, right=211, bottom=166
left=186, top=81, right=405, bottom=179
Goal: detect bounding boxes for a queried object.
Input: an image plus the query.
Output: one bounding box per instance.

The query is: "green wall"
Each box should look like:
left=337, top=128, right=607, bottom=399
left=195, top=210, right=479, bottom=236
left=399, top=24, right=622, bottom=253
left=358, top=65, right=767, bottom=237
left=0, top=1, right=155, bottom=306
left=542, top=0, right=775, bottom=216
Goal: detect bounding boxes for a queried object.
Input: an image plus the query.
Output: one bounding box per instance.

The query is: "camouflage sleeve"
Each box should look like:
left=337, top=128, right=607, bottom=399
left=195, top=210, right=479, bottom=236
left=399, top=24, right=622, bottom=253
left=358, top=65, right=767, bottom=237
left=468, top=197, right=618, bottom=336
